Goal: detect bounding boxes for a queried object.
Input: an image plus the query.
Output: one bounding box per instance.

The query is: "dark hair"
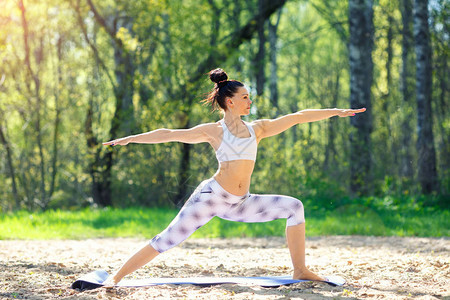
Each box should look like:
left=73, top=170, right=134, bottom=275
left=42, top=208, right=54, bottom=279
left=202, top=68, right=244, bottom=111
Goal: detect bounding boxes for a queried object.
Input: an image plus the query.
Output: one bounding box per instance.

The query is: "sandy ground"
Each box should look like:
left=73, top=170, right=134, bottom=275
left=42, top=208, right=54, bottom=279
left=0, top=236, right=448, bottom=299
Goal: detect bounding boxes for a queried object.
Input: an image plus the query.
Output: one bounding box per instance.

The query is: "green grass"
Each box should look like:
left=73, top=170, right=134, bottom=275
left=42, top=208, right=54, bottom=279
left=1, top=203, right=448, bottom=240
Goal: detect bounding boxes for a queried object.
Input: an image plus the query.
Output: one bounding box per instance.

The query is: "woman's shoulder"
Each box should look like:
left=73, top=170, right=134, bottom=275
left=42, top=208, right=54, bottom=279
left=246, top=119, right=265, bottom=136
left=194, top=121, right=222, bottom=134
left=193, top=121, right=223, bottom=147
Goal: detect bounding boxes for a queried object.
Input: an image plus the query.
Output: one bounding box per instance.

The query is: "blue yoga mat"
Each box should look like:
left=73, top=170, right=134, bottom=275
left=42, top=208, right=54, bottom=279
left=71, top=270, right=346, bottom=291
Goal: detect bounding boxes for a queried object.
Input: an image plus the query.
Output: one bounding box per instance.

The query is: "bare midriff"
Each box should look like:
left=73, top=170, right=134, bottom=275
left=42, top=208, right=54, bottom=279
left=213, top=160, right=255, bottom=196
left=208, top=120, right=260, bottom=197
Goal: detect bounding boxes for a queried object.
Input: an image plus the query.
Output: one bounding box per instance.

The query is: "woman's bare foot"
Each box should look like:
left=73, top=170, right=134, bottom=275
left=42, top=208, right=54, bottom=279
left=102, top=274, right=119, bottom=287
left=293, top=268, right=326, bottom=282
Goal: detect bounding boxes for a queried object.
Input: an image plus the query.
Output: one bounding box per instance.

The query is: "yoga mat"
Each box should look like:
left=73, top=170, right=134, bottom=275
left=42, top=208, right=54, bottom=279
left=71, top=270, right=346, bottom=291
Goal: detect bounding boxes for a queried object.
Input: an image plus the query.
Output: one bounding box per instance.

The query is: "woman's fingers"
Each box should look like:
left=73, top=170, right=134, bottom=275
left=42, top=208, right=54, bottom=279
left=103, top=137, right=129, bottom=146
left=103, top=140, right=117, bottom=146
left=352, top=108, right=367, bottom=113
left=338, top=108, right=366, bottom=117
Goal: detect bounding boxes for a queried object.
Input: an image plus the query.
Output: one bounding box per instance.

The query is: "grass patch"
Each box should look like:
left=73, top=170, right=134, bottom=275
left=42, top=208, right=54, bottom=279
left=1, top=203, right=448, bottom=240
left=307, top=204, right=449, bottom=237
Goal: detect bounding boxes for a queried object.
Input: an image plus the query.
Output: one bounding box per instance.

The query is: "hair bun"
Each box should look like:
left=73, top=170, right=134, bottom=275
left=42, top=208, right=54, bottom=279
left=209, top=68, right=228, bottom=84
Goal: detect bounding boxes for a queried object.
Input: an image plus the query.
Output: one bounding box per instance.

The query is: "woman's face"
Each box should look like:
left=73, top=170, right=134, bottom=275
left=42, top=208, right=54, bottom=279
left=228, top=86, right=252, bottom=115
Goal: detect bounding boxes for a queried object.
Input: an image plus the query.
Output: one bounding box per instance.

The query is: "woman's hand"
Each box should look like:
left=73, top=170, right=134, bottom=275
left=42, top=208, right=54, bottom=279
left=335, top=107, right=366, bottom=117
left=103, top=136, right=132, bottom=146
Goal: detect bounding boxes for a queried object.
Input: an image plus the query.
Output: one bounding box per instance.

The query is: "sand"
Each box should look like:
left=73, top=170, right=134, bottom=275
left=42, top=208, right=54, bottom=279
left=0, top=236, right=448, bottom=299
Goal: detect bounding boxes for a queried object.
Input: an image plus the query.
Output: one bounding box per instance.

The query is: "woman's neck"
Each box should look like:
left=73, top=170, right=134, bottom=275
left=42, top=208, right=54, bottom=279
left=223, top=113, right=242, bottom=127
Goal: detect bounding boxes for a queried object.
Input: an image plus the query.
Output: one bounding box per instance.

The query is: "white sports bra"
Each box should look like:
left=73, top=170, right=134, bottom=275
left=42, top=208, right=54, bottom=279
left=215, top=119, right=258, bottom=163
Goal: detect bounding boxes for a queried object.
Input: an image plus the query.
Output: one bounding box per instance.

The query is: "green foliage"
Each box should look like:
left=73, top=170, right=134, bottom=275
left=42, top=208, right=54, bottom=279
left=0, top=207, right=177, bottom=240
left=1, top=197, right=448, bottom=239
left=313, top=204, right=449, bottom=237
left=0, top=0, right=448, bottom=212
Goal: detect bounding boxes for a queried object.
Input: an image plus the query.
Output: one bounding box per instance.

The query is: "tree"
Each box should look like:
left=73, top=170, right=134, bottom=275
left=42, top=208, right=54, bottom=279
left=253, top=0, right=267, bottom=98
left=413, top=0, right=438, bottom=193
left=348, top=0, right=374, bottom=195
left=17, top=0, right=62, bottom=209
left=2, top=0, right=448, bottom=211
left=268, top=9, right=282, bottom=110
left=0, top=109, right=19, bottom=208
left=172, top=0, right=288, bottom=201
left=429, top=0, right=449, bottom=196
left=400, top=0, right=415, bottom=183
left=76, top=0, right=138, bottom=206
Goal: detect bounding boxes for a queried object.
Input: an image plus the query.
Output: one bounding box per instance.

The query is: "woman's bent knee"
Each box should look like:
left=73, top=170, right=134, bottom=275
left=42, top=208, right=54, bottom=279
left=286, top=199, right=305, bottom=227
left=149, top=235, right=167, bottom=253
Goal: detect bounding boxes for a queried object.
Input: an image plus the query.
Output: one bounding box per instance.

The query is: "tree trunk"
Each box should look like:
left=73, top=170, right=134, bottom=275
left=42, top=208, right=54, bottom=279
left=232, top=1, right=243, bottom=73
left=47, top=36, right=63, bottom=207
left=174, top=0, right=221, bottom=204
left=174, top=0, right=287, bottom=201
left=383, top=13, right=395, bottom=176
left=85, top=95, right=114, bottom=207
left=19, top=0, right=47, bottom=207
left=413, top=0, right=438, bottom=193
left=400, top=0, right=415, bottom=182
left=84, top=1, right=137, bottom=206
left=268, top=9, right=282, bottom=110
left=435, top=54, right=449, bottom=185
left=429, top=7, right=449, bottom=193
left=348, top=0, right=374, bottom=195
left=386, top=15, right=393, bottom=99
left=111, top=16, right=135, bottom=136
left=291, top=60, right=302, bottom=143
left=254, top=0, right=267, bottom=97
left=0, top=122, right=20, bottom=209
left=0, top=67, right=19, bottom=209
left=324, top=72, right=340, bottom=171
left=177, top=140, right=192, bottom=204
left=162, top=12, right=174, bottom=100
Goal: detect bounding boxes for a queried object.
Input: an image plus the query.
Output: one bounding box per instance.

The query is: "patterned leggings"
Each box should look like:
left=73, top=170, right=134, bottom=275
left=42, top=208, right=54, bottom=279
left=150, top=178, right=305, bottom=253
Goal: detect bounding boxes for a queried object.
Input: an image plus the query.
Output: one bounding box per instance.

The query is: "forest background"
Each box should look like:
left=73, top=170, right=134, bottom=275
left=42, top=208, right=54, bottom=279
left=0, top=0, right=448, bottom=218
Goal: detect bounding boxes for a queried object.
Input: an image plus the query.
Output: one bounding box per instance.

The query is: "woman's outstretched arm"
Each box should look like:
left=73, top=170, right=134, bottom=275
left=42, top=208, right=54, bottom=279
left=253, top=108, right=366, bottom=140
left=102, top=123, right=214, bottom=146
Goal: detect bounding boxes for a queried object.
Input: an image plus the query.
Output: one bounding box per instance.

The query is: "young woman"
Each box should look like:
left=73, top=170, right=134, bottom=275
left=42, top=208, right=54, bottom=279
left=103, top=68, right=366, bottom=284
